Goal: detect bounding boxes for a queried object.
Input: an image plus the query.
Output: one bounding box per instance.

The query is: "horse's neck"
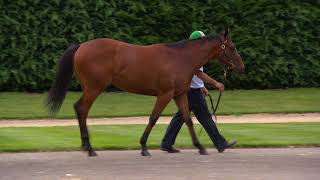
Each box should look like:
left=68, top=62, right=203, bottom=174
left=182, top=38, right=220, bottom=71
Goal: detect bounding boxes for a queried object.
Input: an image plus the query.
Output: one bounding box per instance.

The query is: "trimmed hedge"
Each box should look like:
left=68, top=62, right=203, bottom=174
left=0, top=0, right=319, bottom=91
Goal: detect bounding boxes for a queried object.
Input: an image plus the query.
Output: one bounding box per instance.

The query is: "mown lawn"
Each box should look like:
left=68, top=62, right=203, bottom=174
left=0, top=88, right=319, bottom=119
left=0, top=123, right=319, bottom=152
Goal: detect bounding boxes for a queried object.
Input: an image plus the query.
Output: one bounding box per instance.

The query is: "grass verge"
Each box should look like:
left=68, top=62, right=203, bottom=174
left=0, top=123, right=319, bottom=152
left=0, top=88, right=319, bottom=119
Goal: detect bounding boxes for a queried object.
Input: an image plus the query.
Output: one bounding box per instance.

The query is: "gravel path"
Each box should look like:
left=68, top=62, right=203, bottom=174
left=1, top=148, right=319, bottom=180
left=0, top=113, right=319, bottom=127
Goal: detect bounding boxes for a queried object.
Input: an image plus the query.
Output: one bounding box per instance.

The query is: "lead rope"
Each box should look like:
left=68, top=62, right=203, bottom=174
left=198, top=66, right=228, bottom=137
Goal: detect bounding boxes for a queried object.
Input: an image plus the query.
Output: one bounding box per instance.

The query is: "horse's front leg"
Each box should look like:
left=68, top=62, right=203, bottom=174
left=174, top=94, right=208, bottom=155
left=140, top=92, right=173, bottom=156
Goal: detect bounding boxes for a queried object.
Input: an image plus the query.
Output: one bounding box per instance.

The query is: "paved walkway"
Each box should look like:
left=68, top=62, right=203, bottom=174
left=1, top=148, right=319, bottom=180
left=0, top=113, right=319, bottom=127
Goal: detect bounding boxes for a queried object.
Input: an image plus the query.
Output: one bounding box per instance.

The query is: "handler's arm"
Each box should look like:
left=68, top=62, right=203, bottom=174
left=195, top=70, right=225, bottom=91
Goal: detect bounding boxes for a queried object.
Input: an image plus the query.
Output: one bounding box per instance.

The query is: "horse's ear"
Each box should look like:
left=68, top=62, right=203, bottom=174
left=224, top=28, right=229, bottom=38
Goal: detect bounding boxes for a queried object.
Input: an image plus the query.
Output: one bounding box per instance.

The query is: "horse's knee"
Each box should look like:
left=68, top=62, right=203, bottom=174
left=148, top=117, right=158, bottom=126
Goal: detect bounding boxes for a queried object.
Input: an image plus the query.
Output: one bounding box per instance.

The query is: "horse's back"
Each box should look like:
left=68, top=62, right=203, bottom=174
left=76, top=38, right=163, bottom=63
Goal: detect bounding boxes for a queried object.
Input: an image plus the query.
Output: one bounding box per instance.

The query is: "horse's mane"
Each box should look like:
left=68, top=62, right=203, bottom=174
left=164, top=33, right=220, bottom=48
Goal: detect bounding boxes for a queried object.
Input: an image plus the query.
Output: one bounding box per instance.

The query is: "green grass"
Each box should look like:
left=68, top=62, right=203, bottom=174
left=0, top=88, right=319, bottom=119
left=0, top=123, right=319, bottom=152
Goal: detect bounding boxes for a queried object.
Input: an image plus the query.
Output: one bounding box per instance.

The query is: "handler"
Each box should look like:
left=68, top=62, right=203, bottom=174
left=161, top=31, right=237, bottom=153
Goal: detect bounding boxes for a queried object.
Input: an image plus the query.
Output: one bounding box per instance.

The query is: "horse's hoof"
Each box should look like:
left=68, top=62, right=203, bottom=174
left=88, top=150, right=97, bottom=157
left=141, top=150, right=151, bottom=156
left=199, top=149, right=208, bottom=155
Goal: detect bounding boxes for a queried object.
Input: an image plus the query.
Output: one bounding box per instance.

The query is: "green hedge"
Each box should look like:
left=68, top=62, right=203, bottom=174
left=0, top=0, right=319, bottom=91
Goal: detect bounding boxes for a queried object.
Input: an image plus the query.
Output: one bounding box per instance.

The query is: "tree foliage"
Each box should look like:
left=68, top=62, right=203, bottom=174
left=0, top=0, right=319, bottom=91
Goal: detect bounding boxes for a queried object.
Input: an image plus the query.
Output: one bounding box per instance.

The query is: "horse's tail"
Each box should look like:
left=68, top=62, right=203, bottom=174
left=46, top=44, right=80, bottom=115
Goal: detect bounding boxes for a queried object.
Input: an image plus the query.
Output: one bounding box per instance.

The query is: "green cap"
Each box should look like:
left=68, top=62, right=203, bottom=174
left=189, top=30, right=205, bottom=39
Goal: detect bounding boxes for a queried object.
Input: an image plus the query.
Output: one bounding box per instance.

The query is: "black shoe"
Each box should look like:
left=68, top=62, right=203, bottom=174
left=217, top=140, right=237, bottom=153
left=160, top=146, right=180, bottom=153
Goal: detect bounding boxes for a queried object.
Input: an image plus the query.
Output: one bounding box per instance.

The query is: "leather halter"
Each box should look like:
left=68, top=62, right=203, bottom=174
left=220, top=40, right=235, bottom=70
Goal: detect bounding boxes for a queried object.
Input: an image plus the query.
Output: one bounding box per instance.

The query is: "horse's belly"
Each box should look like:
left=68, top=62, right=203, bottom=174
left=112, top=79, right=158, bottom=96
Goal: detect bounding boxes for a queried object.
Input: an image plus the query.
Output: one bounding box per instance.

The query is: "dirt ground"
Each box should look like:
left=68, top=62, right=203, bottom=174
left=1, top=148, right=319, bottom=180
left=0, top=113, right=319, bottom=127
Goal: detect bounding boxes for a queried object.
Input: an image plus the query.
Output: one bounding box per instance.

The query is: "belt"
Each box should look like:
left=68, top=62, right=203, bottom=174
left=190, top=88, right=202, bottom=91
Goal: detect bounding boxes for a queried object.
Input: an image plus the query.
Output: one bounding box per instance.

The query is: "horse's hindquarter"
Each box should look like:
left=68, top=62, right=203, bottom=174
left=112, top=44, right=178, bottom=96
left=74, top=38, right=119, bottom=89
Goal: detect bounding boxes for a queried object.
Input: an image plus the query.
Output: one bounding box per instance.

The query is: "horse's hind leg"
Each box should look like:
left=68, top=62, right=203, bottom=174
left=174, top=94, right=208, bottom=155
left=74, top=88, right=103, bottom=156
left=140, top=92, right=173, bottom=156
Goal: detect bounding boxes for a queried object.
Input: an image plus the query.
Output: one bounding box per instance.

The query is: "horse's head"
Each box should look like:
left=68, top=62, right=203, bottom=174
left=216, top=29, right=245, bottom=73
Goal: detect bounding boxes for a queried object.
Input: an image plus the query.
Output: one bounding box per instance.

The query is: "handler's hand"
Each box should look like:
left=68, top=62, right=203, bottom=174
left=215, top=82, right=225, bottom=91
left=201, top=87, right=209, bottom=96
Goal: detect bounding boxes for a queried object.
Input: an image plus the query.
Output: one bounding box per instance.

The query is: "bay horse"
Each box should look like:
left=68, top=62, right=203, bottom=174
left=46, top=29, right=244, bottom=157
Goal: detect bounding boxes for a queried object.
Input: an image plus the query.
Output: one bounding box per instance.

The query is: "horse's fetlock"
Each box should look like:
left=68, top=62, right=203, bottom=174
left=193, top=141, right=200, bottom=147
left=140, top=139, right=146, bottom=145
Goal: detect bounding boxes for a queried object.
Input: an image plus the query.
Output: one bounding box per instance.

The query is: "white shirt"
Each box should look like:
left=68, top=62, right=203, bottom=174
left=190, top=66, right=204, bottom=88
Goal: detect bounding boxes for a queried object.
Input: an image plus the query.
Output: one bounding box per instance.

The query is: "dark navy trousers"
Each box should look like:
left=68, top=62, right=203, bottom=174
left=161, top=88, right=226, bottom=148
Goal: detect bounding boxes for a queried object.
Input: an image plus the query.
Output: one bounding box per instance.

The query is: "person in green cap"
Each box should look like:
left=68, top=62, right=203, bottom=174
left=160, top=30, right=237, bottom=153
